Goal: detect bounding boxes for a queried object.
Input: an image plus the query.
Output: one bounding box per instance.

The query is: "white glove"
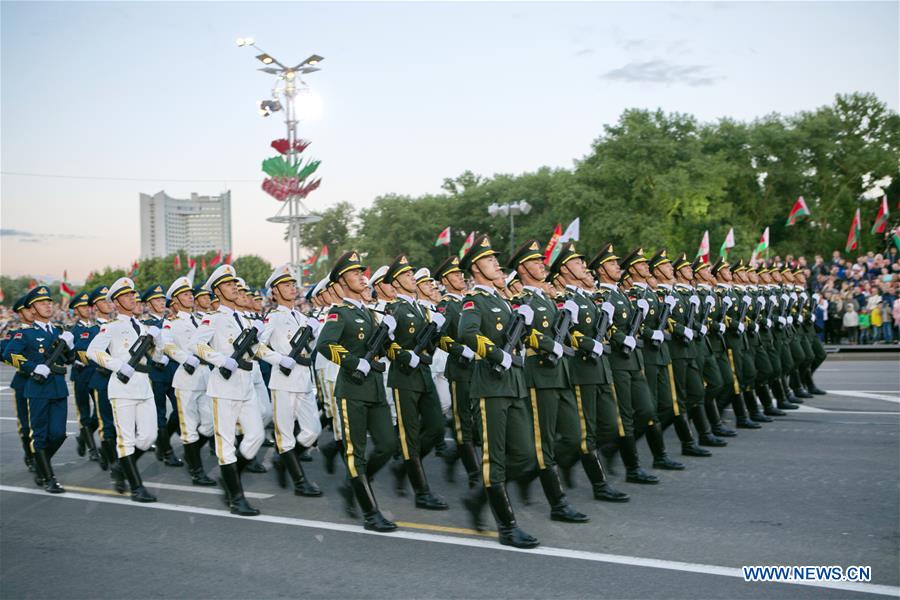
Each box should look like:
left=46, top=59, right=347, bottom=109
left=718, top=322, right=726, bottom=334
left=636, top=299, right=649, bottom=317
left=797, top=315, right=804, bottom=324
left=34, top=364, right=51, bottom=378
left=551, top=342, right=564, bottom=358
left=146, top=325, right=162, bottom=342
left=562, top=299, right=580, bottom=324
left=460, top=346, right=475, bottom=360
left=737, top=323, right=745, bottom=333
left=757, top=296, right=766, bottom=307
left=499, top=351, right=512, bottom=370
left=722, top=296, right=733, bottom=308
left=601, top=302, right=615, bottom=321
left=381, top=315, right=397, bottom=336
left=754, top=323, right=760, bottom=333
left=157, top=355, right=170, bottom=366
left=117, top=363, right=135, bottom=379
left=704, top=295, right=716, bottom=307
left=184, top=355, right=200, bottom=369
left=766, top=319, right=773, bottom=329
left=591, top=340, right=604, bottom=357
left=60, top=331, right=74, bottom=349
left=787, top=316, right=794, bottom=325
left=514, top=304, right=534, bottom=326
left=651, top=330, right=664, bottom=343
left=222, top=358, right=238, bottom=374
left=356, top=358, right=371, bottom=376
left=75, top=360, right=87, bottom=368
left=781, top=294, right=790, bottom=304
left=790, top=292, right=798, bottom=302
left=683, top=328, right=694, bottom=341
left=430, top=312, right=446, bottom=329
left=251, top=320, right=265, bottom=335
left=700, top=325, right=708, bottom=336
left=778, top=316, right=786, bottom=326
left=742, top=295, right=752, bottom=306
left=769, top=296, right=779, bottom=306
left=279, top=356, right=296, bottom=371
left=407, top=352, right=421, bottom=369
left=689, top=295, right=700, bottom=307
left=623, top=335, right=637, bottom=350
left=307, top=318, right=322, bottom=336
left=800, top=293, right=808, bottom=303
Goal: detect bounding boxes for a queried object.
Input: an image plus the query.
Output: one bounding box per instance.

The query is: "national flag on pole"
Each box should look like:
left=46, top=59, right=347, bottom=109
left=434, top=226, right=451, bottom=247
left=28, top=279, right=38, bottom=290
left=543, top=224, right=563, bottom=264
left=750, top=227, right=770, bottom=264
left=316, top=245, right=330, bottom=268
left=786, top=196, right=811, bottom=226
left=224, top=253, right=232, bottom=265
left=719, top=227, right=735, bottom=258
left=188, top=257, right=196, bottom=269
left=696, top=230, right=710, bottom=263
left=846, top=208, right=861, bottom=252
left=173, top=254, right=182, bottom=270
left=872, top=196, right=890, bottom=234
left=129, top=261, right=139, bottom=278
left=0, top=287, right=4, bottom=303
left=559, top=218, right=580, bottom=243
left=209, top=250, right=222, bottom=268
left=892, top=226, right=900, bottom=251
left=60, top=270, right=75, bottom=301
left=201, top=257, right=207, bottom=272
left=458, top=231, right=476, bottom=259
left=302, top=254, right=316, bottom=277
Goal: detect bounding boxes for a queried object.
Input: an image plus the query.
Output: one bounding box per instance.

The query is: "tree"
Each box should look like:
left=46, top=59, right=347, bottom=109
left=232, top=255, right=272, bottom=289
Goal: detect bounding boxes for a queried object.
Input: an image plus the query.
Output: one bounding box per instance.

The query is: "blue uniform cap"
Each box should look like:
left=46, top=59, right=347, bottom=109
left=70, top=290, right=91, bottom=309
left=88, top=285, right=110, bottom=306
left=141, top=283, right=166, bottom=303
left=24, top=286, right=53, bottom=307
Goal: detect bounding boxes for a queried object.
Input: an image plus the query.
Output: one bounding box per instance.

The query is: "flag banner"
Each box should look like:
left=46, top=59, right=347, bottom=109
left=185, top=266, right=196, bottom=286
left=891, top=226, right=900, bottom=251
left=846, top=208, right=861, bottom=252
left=719, top=227, right=735, bottom=258
left=434, top=226, right=451, bottom=247
left=188, top=257, right=196, bottom=269
left=129, top=261, right=139, bottom=278
left=786, top=196, right=811, bottom=226
left=544, top=224, right=562, bottom=264
left=316, top=245, right=329, bottom=267
left=872, top=196, right=890, bottom=234
left=209, top=250, right=222, bottom=267
left=750, top=227, right=770, bottom=264
left=60, top=270, right=75, bottom=300
left=696, top=230, right=710, bottom=263
left=459, top=231, right=476, bottom=259
left=174, top=254, right=182, bottom=270
left=559, top=218, right=580, bottom=243
left=224, top=253, right=232, bottom=265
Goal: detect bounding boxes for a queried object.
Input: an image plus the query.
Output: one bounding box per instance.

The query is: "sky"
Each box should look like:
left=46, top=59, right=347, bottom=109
left=1, top=1, right=897, bottom=282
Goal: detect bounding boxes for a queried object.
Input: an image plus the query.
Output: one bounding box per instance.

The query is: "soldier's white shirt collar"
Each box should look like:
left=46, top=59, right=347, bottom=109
left=523, top=285, right=544, bottom=297
left=78, top=319, right=92, bottom=326
left=342, top=297, right=364, bottom=309
left=149, top=312, right=164, bottom=319
left=697, top=283, right=713, bottom=291
left=217, top=305, right=236, bottom=315
left=275, top=304, right=293, bottom=314
left=177, top=310, right=192, bottom=319
left=674, top=283, right=693, bottom=291
left=472, top=284, right=498, bottom=296
left=396, top=293, right=417, bottom=305
left=657, top=283, right=673, bottom=291
left=598, top=282, right=618, bottom=292
left=418, top=299, right=436, bottom=310
left=632, top=281, right=648, bottom=290
left=443, top=292, right=463, bottom=300
left=116, top=314, right=133, bottom=322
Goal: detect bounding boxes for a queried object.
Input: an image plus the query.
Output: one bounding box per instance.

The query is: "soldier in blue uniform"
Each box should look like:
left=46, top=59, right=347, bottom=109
left=69, top=290, right=102, bottom=463
left=1, top=295, right=37, bottom=472
left=3, top=286, right=72, bottom=493
left=142, top=284, right=183, bottom=467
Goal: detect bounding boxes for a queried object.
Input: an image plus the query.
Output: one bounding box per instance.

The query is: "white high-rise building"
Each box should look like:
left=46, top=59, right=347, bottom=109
left=140, top=190, right=232, bottom=258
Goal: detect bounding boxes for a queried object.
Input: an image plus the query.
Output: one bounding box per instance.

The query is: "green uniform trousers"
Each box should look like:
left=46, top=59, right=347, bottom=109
left=337, top=396, right=397, bottom=479
left=478, top=395, right=537, bottom=486
left=610, top=368, right=655, bottom=437
left=526, top=387, right=583, bottom=471
left=593, top=383, right=622, bottom=446
left=391, top=387, right=444, bottom=461
left=449, top=377, right=479, bottom=446
left=643, top=362, right=683, bottom=428
left=671, top=358, right=705, bottom=411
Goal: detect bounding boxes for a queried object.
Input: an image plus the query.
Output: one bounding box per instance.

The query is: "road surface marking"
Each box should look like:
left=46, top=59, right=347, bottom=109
left=826, top=391, right=900, bottom=404
left=1, top=484, right=897, bottom=597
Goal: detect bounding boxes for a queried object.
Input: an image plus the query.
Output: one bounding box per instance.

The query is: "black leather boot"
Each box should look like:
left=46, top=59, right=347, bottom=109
left=155, top=427, right=168, bottom=461
left=647, top=423, right=685, bottom=470
left=458, top=442, right=481, bottom=488
left=76, top=428, right=87, bottom=457
left=351, top=476, right=396, bottom=532
left=580, top=452, right=629, bottom=502
left=407, top=455, right=448, bottom=510
left=320, top=438, right=341, bottom=474
left=538, top=466, right=589, bottom=522
left=80, top=426, right=101, bottom=462
left=738, top=390, right=765, bottom=427
left=34, top=449, right=64, bottom=494
left=339, top=478, right=358, bottom=518
left=441, top=441, right=459, bottom=483
left=282, top=447, right=322, bottom=497
left=598, top=442, right=619, bottom=475
left=707, top=397, right=737, bottom=437
left=121, top=454, right=157, bottom=503
left=21, top=437, right=35, bottom=473
left=689, top=406, right=727, bottom=446
left=102, top=441, right=127, bottom=494
left=462, top=482, right=489, bottom=531
left=801, top=368, right=827, bottom=395
left=220, top=462, right=259, bottom=516
left=790, top=371, right=812, bottom=399
left=760, top=384, right=786, bottom=416
left=183, top=442, right=216, bottom=486
left=621, top=435, right=659, bottom=484
left=772, top=379, right=799, bottom=410
left=390, top=460, right=408, bottom=497
left=486, top=484, right=539, bottom=548
left=673, top=413, right=712, bottom=456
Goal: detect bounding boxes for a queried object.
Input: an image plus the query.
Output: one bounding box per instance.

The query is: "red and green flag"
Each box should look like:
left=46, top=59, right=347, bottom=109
left=434, top=226, right=451, bottom=247
left=786, top=196, right=811, bottom=226
left=750, top=227, right=770, bottom=264
left=458, top=231, right=476, bottom=259
left=719, top=227, right=735, bottom=258
left=209, top=250, right=222, bottom=268
left=543, top=223, right=562, bottom=264
left=696, top=230, right=710, bottom=263
left=60, top=270, right=75, bottom=302
left=173, top=254, right=182, bottom=270
left=872, top=196, right=890, bottom=234
left=892, top=226, right=900, bottom=251
left=316, top=245, right=329, bottom=268
left=845, top=208, right=861, bottom=252
left=302, top=254, right=316, bottom=277
left=129, top=261, right=139, bottom=278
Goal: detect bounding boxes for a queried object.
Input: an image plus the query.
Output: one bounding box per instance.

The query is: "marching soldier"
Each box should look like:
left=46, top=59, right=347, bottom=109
left=730, top=262, right=775, bottom=423
left=384, top=254, right=448, bottom=510
left=508, top=239, right=589, bottom=522
left=160, top=276, right=217, bottom=486
left=3, top=286, right=71, bottom=493
left=260, top=264, right=323, bottom=497
left=754, top=267, right=791, bottom=415
left=766, top=267, right=800, bottom=410
left=793, top=268, right=827, bottom=395
left=783, top=268, right=815, bottom=399
left=315, top=251, right=399, bottom=531
left=69, top=290, right=103, bottom=462
left=457, top=235, right=540, bottom=547
left=86, top=278, right=164, bottom=503
left=550, top=242, right=630, bottom=501
left=1, top=295, right=37, bottom=472
left=193, top=285, right=213, bottom=316
left=142, top=283, right=184, bottom=467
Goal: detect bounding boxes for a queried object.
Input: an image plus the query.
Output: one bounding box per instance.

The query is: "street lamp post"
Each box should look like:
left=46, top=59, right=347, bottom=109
left=237, top=37, right=323, bottom=282
left=487, top=200, right=532, bottom=255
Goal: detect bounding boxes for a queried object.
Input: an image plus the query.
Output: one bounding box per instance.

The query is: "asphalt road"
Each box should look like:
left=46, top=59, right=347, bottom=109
left=1, top=356, right=898, bottom=599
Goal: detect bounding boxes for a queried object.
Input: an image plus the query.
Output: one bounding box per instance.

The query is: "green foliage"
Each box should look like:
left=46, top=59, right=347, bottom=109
left=0, top=276, right=38, bottom=306
left=232, top=255, right=272, bottom=288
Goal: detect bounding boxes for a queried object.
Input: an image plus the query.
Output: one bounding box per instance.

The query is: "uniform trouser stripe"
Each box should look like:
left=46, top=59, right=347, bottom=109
left=271, top=391, right=283, bottom=453
left=727, top=349, right=741, bottom=394
left=666, top=364, right=680, bottom=417
left=451, top=381, right=463, bottom=445
left=574, top=385, right=589, bottom=454
left=93, top=391, right=104, bottom=440
left=175, top=390, right=188, bottom=444
left=609, top=384, right=625, bottom=437
left=528, top=388, right=545, bottom=470
left=340, top=398, right=357, bottom=478
left=393, top=388, right=410, bottom=460
left=329, top=381, right=340, bottom=440
left=479, top=398, right=490, bottom=487
left=26, top=399, right=34, bottom=453
left=212, top=398, right=224, bottom=464
left=110, top=399, right=126, bottom=457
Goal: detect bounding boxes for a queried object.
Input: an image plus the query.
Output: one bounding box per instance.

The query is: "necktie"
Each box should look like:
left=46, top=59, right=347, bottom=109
left=130, top=318, right=142, bottom=336
left=190, top=315, right=199, bottom=328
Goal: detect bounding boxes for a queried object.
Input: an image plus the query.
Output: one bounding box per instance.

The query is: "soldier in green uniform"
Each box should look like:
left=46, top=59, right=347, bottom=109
left=507, top=239, right=590, bottom=522
left=782, top=268, right=814, bottom=400
left=551, top=242, right=630, bottom=501
left=434, top=256, right=480, bottom=488
left=794, top=269, right=827, bottom=394
left=644, top=250, right=714, bottom=455
left=755, top=267, right=791, bottom=415
left=768, top=267, right=800, bottom=410
left=732, top=263, right=777, bottom=422
left=670, top=254, right=727, bottom=447
left=458, top=234, right=540, bottom=548
left=590, top=244, right=662, bottom=484
left=314, top=251, right=399, bottom=532
left=382, top=254, right=448, bottom=510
